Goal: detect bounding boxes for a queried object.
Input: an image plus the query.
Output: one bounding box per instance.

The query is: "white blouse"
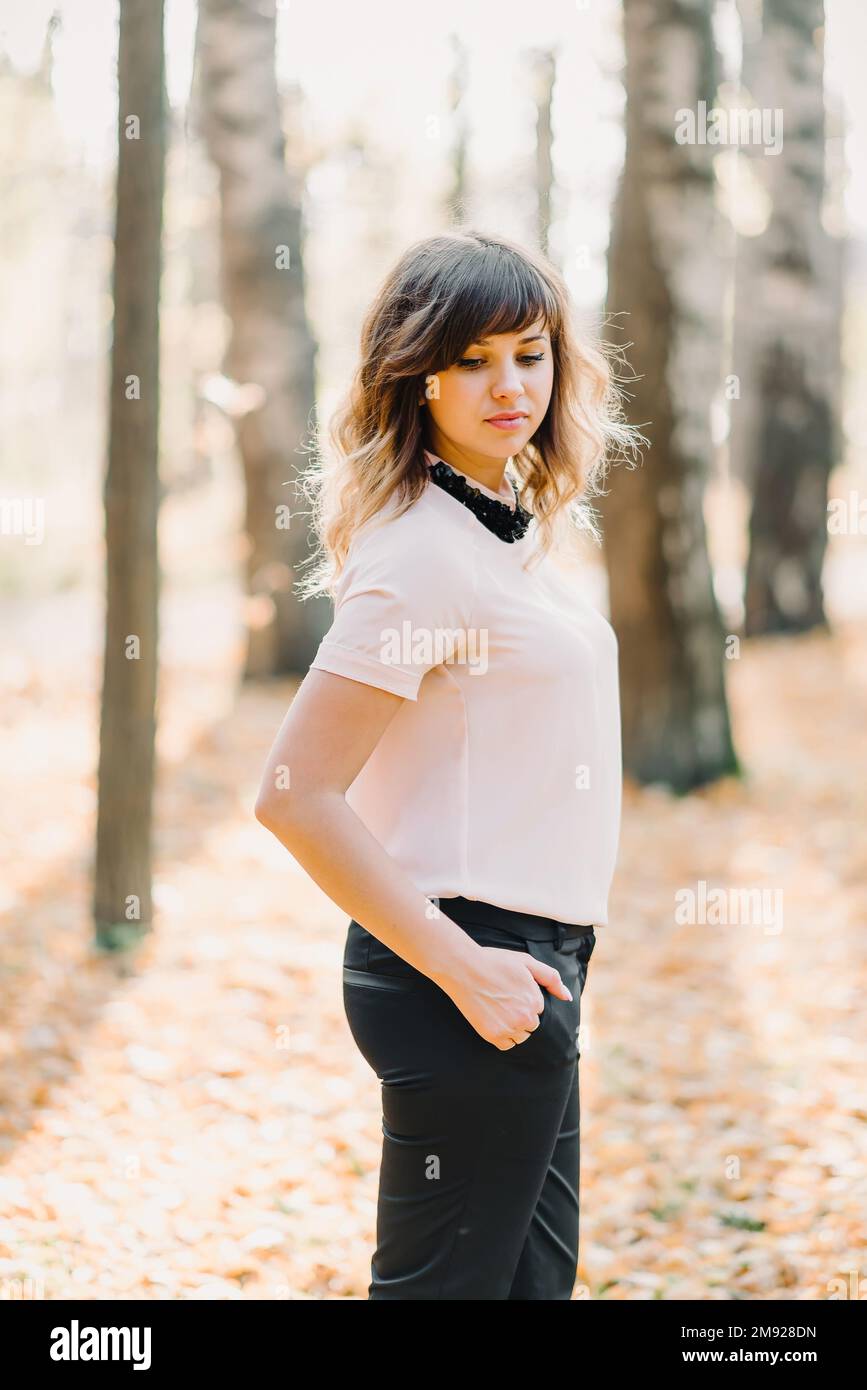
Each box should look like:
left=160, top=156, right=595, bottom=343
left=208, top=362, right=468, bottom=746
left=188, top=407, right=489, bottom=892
left=309, top=453, right=623, bottom=927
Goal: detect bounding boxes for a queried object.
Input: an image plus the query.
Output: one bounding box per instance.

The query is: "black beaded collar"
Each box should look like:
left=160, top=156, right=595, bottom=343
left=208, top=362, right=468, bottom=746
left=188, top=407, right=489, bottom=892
left=425, top=456, right=533, bottom=543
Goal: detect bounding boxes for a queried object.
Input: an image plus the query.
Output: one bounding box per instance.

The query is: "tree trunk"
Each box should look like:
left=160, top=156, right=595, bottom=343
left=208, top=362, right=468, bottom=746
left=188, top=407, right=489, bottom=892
left=193, top=0, right=326, bottom=678
left=734, top=0, right=838, bottom=636
left=93, top=0, right=166, bottom=948
left=601, top=0, right=739, bottom=792
left=446, top=34, right=469, bottom=225
left=532, top=49, right=556, bottom=259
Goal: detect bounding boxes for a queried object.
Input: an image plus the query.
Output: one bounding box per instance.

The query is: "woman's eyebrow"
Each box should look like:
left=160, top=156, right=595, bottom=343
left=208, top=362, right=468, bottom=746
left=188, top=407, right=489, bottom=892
left=474, top=332, right=549, bottom=345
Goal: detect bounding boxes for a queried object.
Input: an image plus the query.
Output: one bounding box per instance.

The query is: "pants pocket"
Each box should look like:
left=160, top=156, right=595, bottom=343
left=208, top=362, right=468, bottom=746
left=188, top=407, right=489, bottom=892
left=521, top=938, right=588, bottom=1063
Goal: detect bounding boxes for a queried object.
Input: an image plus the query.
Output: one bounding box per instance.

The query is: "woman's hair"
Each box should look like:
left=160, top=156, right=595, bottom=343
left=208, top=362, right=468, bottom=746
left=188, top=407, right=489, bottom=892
left=294, top=228, right=644, bottom=600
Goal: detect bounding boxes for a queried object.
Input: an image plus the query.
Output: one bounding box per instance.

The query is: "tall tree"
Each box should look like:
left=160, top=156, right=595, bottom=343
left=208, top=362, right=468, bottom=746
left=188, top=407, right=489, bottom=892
left=93, top=0, right=166, bottom=948
left=733, top=0, right=839, bottom=635
left=194, top=0, right=325, bottom=678
left=601, top=0, right=738, bottom=791
left=531, top=48, right=556, bottom=259
left=446, top=33, right=469, bottom=225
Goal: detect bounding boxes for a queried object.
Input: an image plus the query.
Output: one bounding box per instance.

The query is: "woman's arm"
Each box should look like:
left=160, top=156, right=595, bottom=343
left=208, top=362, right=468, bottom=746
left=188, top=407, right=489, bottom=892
left=254, top=667, right=482, bottom=989
left=254, top=668, right=570, bottom=1047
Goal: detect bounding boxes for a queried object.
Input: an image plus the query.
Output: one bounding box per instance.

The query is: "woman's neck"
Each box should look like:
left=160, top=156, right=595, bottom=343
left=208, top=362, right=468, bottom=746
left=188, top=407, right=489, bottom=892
left=422, top=448, right=516, bottom=511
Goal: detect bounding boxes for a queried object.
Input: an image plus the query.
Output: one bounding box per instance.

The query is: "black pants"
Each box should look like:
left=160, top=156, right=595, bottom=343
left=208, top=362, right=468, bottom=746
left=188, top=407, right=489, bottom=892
left=342, top=896, right=597, bottom=1300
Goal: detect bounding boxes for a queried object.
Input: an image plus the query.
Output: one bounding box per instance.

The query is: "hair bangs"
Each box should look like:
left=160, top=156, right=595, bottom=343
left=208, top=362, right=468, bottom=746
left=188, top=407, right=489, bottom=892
left=429, top=244, right=560, bottom=371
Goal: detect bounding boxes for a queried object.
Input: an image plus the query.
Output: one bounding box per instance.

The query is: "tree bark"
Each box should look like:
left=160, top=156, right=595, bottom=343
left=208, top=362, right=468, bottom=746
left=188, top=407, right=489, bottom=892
left=194, top=0, right=326, bottom=677
left=532, top=49, right=556, bottom=259
left=733, top=0, right=839, bottom=636
left=93, top=0, right=166, bottom=947
left=601, top=0, right=739, bottom=791
left=446, top=34, right=469, bottom=225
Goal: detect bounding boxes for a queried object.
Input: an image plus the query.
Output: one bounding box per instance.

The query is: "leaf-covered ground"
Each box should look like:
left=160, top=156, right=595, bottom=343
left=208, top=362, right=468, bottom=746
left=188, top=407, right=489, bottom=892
left=2, top=587, right=865, bottom=1300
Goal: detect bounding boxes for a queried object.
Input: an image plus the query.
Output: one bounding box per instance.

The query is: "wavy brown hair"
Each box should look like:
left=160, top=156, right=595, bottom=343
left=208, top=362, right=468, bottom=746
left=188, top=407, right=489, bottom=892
left=295, top=228, right=644, bottom=600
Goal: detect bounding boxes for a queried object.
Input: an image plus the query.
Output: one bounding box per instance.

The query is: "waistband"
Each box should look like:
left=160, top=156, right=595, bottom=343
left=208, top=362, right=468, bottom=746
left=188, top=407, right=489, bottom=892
left=435, top=896, right=595, bottom=946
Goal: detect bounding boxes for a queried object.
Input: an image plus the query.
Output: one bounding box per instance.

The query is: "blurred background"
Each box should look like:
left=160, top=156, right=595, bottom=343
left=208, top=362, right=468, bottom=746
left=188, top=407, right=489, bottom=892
left=1, top=0, right=865, bottom=1300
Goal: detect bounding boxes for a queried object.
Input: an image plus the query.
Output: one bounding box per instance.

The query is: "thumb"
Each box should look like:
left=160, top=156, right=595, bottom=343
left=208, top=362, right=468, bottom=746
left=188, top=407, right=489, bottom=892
left=525, top=956, right=572, bottom=1002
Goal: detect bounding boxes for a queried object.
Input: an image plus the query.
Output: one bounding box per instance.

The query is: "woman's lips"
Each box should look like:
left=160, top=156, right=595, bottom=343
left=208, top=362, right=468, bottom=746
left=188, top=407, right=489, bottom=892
left=485, top=416, right=527, bottom=431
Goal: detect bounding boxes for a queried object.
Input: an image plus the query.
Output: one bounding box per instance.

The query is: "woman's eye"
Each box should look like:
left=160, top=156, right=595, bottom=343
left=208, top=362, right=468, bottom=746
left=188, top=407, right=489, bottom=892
left=456, top=353, right=545, bottom=370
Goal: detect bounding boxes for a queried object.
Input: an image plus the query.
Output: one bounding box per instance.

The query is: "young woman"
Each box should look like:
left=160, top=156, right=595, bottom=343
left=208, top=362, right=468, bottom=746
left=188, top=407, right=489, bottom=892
left=255, top=229, right=639, bottom=1300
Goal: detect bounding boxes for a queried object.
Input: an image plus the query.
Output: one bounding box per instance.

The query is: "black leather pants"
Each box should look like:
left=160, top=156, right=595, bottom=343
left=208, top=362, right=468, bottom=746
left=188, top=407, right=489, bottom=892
left=342, top=896, right=597, bottom=1300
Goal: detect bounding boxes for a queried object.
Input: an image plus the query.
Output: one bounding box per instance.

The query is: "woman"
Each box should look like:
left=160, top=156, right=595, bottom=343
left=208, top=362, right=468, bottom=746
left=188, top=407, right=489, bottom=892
left=255, top=229, right=640, bottom=1300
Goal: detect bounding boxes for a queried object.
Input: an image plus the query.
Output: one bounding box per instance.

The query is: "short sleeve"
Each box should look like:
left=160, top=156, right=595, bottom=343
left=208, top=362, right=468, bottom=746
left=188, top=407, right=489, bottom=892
left=309, top=522, right=477, bottom=700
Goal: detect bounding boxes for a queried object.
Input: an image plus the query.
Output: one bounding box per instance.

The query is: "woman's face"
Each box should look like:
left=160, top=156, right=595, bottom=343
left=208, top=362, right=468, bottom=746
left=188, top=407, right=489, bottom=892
left=422, top=317, right=555, bottom=469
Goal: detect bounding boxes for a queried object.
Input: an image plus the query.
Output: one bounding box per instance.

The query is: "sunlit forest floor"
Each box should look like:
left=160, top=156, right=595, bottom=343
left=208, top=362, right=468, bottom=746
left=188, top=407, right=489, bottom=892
left=2, top=577, right=866, bottom=1300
